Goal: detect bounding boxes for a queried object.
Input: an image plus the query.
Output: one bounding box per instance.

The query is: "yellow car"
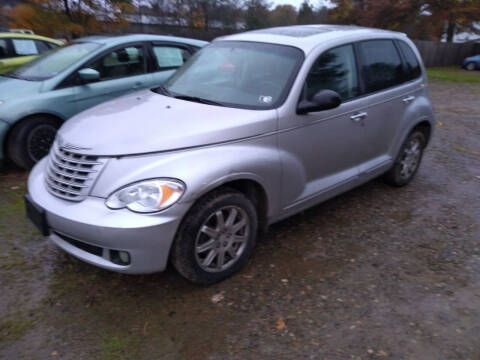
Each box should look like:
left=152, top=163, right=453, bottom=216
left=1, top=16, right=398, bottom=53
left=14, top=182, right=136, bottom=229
left=0, top=32, right=64, bottom=74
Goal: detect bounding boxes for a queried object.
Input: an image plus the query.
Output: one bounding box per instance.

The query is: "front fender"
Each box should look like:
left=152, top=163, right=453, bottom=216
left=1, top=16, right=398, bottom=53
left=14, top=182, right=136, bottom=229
left=90, top=135, right=282, bottom=219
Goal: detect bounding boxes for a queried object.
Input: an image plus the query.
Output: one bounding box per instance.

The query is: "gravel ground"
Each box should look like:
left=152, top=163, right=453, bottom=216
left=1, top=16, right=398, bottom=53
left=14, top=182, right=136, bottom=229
left=0, top=80, right=479, bottom=360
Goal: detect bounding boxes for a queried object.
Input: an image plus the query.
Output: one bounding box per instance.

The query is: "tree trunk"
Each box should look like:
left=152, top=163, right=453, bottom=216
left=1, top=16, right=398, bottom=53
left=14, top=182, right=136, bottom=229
left=446, top=20, right=455, bottom=42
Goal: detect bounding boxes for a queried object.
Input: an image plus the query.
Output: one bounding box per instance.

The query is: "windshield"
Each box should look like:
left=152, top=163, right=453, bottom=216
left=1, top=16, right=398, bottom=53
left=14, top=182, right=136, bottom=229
left=4, top=42, right=100, bottom=81
left=160, top=41, right=304, bottom=109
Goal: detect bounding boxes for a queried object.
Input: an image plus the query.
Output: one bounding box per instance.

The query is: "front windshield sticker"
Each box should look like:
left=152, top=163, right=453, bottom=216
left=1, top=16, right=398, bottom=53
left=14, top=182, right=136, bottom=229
left=259, top=95, right=273, bottom=104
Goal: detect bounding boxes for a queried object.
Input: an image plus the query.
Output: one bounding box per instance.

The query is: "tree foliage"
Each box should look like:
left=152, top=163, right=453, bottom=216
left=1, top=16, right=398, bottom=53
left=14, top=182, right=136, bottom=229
left=8, top=0, right=134, bottom=38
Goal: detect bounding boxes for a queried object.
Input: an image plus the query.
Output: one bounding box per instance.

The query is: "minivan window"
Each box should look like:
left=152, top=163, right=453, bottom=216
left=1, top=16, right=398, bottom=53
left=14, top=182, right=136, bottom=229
left=305, top=44, right=359, bottom=102
left=358, top=40, right=403, bottom=93
left=398, top=41, right=421, bottom=81
left=161, top=41, right=304, bottom=109
left=152, top=45, right=191, bottom=70
left=89, top=45, right=146, bottom=81
left=5, top=42, right=100, bottom=81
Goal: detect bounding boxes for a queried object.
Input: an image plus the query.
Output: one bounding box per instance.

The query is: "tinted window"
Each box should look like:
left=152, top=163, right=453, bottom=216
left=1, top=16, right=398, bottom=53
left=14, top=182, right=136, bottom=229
left=35, top=40, right=50, bottom=54
left=46, top=42, right=60, bottom=50
left=305, top=44, right=359, bottom=102
left=359, top=40, right=403, bottom=93
left=152, top=45, right=191, bottom=70
left=12, top=38, right=38, bottom=56
left=0, top=39, right=9, bottom=59
left=89, top=45, right=146, bottom=81
left=398, top=41, right=421, bottom=81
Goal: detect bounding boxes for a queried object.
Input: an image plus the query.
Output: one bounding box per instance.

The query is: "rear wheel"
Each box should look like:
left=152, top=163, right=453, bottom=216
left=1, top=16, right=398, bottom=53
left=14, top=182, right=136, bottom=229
left=7, top=116, right=60, bottom=169
left=466, top=62, right=476, bottom=71
left=171, top=188, right=258, bottom=285
left=384, top=130, right=426, bottom=187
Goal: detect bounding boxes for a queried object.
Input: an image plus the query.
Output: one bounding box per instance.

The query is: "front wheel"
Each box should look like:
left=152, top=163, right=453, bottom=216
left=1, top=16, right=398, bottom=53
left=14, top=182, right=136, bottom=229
left=7, top=116, right=60, bottom=169
left=465, top=62, right=476, bottom=71
left=384, top=130, right=426, bottom=187
left=171, top=188, right=258, bottom=285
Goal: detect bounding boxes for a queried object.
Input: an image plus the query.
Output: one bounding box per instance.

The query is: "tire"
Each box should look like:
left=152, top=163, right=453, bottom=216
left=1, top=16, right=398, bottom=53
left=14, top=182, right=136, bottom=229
left=384, top=130, right=426, bottom=187
left=171, top=188, right=258, bottom=285
left=7, top=116, right=60, bottom=169
left=465, top=62, right=476, bottom=71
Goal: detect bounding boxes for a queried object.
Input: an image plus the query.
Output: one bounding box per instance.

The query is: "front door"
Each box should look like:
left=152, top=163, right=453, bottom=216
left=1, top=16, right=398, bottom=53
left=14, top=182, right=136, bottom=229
left=279, top=44, right=368, bottom=212
left=73, top=44, right=151, bottom=113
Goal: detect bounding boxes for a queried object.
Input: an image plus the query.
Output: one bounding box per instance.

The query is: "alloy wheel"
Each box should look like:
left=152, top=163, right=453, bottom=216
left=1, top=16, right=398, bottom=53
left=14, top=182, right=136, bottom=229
left=194, top=206, right=250, bottom=272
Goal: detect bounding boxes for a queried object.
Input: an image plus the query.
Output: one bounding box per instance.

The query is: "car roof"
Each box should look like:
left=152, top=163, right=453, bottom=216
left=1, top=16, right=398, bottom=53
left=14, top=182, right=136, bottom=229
left=74, top=34, right=208, bottom=48
left=216, top=25, right=405, bottom=54
left=0, top=32, right=63, bottom=45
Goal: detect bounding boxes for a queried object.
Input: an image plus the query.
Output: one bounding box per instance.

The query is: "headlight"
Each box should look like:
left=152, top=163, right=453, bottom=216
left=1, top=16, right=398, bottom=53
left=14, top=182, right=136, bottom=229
left=106, top=179, right=185, bottom=213
left=0, top=100, right=4, bottom=105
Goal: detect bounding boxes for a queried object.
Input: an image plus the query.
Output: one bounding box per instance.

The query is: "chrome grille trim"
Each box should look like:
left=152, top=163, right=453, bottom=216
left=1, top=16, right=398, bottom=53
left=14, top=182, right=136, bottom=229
left=45, top=142, right=106, bottom=202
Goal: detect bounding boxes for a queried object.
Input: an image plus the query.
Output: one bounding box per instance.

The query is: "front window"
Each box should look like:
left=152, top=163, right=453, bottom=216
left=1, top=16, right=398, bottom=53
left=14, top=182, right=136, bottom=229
left=160, top=41, right=304, bottom=109
left=3, top=42, right=100, bottom=81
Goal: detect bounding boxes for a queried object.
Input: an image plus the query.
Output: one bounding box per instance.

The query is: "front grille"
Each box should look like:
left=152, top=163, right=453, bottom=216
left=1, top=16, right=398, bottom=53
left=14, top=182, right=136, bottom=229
left=45, top=143, right=106, bottom=201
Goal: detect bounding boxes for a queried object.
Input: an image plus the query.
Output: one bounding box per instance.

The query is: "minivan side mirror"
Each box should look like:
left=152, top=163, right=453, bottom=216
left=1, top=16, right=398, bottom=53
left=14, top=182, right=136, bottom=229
left=297, top=89, right=342, bottom=115
left=78, top=68, right=100, bottom=83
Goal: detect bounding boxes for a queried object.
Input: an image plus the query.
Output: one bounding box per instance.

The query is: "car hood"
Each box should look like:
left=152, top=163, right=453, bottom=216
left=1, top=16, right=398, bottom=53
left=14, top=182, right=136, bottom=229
left=58, top=90, right=277, bottom=156
left=0, top=76, right=43, bottom=100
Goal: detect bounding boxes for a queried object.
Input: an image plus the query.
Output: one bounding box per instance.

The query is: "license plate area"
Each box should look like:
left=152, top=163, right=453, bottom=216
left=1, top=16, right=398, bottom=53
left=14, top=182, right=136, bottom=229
left=25, top=195, right=50, bottom=236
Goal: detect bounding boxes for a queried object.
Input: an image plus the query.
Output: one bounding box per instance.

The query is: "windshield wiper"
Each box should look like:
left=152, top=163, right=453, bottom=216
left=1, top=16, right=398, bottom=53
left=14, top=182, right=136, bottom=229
left=155, top=85, right=173, bottom=97
left=173, top=95, right=225, bottom=107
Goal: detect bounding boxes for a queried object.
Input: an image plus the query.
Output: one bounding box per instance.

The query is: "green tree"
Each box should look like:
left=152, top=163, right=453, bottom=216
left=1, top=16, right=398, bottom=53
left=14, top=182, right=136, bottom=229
left=269, top=4, right=297, bottom=26
left=297, top=0, right=316, bottom=24
left=244, top=0, right=271, bottom=29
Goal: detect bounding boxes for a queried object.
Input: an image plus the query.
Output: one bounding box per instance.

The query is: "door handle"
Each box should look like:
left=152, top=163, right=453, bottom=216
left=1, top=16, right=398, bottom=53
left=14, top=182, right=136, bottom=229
left=133, top=82, right=143, bottom=89
left=350, top=112, right=368, bottom=122
left=402, top=95, right=415, bottom=104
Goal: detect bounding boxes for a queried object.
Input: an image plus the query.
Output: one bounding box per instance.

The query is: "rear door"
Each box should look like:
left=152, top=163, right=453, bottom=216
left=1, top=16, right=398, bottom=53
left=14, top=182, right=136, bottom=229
left=354, top=39, right=416, bottom=175
left=72, top=43, right=152, bottom=113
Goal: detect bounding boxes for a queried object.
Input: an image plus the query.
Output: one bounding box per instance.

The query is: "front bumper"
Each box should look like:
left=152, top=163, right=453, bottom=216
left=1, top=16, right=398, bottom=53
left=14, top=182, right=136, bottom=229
left=27, top=159, right=192, bottom=274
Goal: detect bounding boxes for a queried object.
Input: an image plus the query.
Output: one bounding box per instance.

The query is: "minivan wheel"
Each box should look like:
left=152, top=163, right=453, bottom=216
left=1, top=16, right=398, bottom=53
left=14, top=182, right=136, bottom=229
left=171, top=188, right=258, bottom=285
left=7, top=116, right=60, bottom=169
left=384, top=130, right=426, bottom=187
left=465, top=62, right=476, bottom=71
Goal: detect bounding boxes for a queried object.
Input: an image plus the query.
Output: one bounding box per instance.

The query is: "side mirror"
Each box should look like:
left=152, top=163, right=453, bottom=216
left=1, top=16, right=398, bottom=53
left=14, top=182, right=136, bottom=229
left=78, top=68, right=100, bottom=83
left=297, top=89, right=342, bottom=115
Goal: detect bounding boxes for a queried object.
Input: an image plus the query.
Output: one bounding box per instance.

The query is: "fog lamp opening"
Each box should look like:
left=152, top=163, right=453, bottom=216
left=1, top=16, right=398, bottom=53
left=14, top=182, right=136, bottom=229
left=110, top=250, right=131, bottom=265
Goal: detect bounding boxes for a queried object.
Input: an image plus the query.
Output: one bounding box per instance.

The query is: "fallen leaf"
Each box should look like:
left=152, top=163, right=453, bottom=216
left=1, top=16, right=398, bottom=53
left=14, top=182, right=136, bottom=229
left=211, top=292, right=225, bottom=304
left=378, top=350, right=388, bottom=357
left=436, top=121, right=444, bottom=127
left=276, top=317, right=286, bottom=331
left=10, top=186, right=19, bottom=190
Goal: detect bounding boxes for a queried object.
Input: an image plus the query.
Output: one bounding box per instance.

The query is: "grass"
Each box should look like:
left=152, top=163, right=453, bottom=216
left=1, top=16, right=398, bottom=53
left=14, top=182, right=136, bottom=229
left=0, top=315, right=33, bottom=345
left=427, top=66, right=480, bottom=84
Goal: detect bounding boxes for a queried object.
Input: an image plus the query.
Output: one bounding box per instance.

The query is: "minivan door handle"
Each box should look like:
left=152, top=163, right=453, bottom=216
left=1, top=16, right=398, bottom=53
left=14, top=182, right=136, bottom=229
left=402, top=96, right=416, bottom=104
left=350, top=112, right=368, bottom=123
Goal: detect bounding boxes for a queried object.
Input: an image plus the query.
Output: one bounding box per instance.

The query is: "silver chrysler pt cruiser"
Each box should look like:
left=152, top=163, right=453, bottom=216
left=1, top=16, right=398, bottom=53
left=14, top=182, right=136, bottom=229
left=26, top=25, right=435, bottom=284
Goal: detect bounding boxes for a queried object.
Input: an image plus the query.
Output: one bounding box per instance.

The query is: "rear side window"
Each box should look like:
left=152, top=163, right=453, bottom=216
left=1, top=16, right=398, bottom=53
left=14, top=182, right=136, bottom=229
left=305, top=44, right=359, bottom=101
left=152, top=45, right=191, bottom=70
left=358, top=40, right=403, bottom=93
left=12, top=38, right=39, bottom=56
left=398, top=41, right=421, bottom=81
